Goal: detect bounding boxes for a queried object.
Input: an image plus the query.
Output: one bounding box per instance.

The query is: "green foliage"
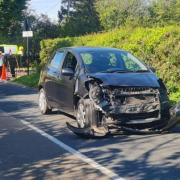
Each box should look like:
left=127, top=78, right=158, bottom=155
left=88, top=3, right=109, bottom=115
left=95, top=0, right=180, bottom=30
left=95, top=0, right=149, bottom=30
left=58, top=0, right=101, bottom=36
left=170, top=90, right=180, bottom=104
left=149, top=0, right=180, bottom=26
left=40, top=37, right=74, bottom=66
left=40, top=26, right=180, bottom=101
left=0, top=0, right=29, bottom=43
left=25, top=13, right=59, bottom=61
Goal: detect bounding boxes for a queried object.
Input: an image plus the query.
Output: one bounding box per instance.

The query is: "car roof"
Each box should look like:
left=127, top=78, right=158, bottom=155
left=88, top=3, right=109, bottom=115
left=58, top=47, right=125, bottom=53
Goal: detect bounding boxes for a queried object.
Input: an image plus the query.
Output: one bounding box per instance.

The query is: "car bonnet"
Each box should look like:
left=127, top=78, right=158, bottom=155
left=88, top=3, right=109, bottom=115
left=87, top=72, right=160, bottom=88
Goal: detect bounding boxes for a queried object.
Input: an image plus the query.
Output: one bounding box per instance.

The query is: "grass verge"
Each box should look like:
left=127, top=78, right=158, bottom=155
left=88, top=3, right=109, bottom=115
left=12, top=73, right=40, bottom=88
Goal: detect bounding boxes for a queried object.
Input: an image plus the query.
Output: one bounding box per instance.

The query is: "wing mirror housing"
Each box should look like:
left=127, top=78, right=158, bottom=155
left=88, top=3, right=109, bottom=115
left=62, top=68, right=74, bottom=76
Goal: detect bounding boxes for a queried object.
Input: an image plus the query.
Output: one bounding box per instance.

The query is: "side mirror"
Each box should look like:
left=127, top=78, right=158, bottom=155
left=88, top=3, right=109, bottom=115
left=62, top=68, right=74, bottom=76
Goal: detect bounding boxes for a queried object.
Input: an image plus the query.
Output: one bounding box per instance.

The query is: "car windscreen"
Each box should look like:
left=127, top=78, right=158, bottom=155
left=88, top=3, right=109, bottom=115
left=80, top=50, right=148, bottom=73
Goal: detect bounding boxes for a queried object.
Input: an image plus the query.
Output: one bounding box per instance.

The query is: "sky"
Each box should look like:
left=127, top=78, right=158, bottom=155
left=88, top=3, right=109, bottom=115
left=29, top=0, right=62, bottom=22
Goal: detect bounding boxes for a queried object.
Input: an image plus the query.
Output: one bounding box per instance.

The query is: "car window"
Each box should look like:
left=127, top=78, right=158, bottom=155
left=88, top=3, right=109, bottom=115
left=81, top=52, right=119, bottom=66
left=109, top=53, right=118, bottom=66
left=62, top=52, right=77, bottom=72
left=81, top=53, right=93, bottom=65
left=120, top=53, right=145, bottom=71
left=50, top=51, right=64, bottom=68
left=80, top=50, right=147, bottom=73
left=80, top=51, right=125, bottom=73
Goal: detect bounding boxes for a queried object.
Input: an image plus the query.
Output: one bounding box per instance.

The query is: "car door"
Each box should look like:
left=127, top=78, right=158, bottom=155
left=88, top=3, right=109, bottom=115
left=44, top=50, right=65, bottom=106
left=57, top=51, right=79, bottom=113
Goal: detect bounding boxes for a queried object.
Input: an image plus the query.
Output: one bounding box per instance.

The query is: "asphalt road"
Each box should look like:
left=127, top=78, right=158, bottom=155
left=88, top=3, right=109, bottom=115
left=0, top=81, right=180, bottom=180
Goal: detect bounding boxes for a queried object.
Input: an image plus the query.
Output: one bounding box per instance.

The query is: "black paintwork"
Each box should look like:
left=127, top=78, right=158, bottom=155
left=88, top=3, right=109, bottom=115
left=39, top=47, right=164, bottom=114
left=87, top=72, right=160, bottom=88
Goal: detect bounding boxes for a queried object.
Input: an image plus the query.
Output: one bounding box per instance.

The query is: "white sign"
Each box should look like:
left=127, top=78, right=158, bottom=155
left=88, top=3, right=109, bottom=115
left=22, top=31, right=33, bottom=37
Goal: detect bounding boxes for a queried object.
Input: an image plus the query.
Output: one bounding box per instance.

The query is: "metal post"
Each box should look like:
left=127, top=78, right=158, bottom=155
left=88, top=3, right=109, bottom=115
left=67, top=0, right=70, bottom=18
left=27, top=36, right=29, bottom=75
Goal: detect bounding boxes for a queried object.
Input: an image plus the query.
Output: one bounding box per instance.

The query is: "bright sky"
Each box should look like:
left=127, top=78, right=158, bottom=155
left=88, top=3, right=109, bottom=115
left=29, top=0, right=62, bottom=22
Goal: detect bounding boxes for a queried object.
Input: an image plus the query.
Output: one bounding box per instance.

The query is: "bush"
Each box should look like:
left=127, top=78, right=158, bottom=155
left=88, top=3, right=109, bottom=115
left=40, top=26, right=180, bottom=101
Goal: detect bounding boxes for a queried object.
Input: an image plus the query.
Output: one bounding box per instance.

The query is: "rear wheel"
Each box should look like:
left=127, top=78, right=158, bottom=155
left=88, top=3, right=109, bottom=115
left=39, top=89, right=52, bottom=114
left=76, top=98, right=101, bottom=128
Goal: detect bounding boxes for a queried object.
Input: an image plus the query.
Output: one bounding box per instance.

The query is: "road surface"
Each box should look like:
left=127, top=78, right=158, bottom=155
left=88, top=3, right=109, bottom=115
left=0, top=81, right=179, bottom=180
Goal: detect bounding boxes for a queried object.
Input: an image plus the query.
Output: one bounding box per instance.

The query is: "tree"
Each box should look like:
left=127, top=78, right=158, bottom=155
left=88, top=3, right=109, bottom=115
left=95, top=0, right=152, bottom=30
left=149, top=0, right=180, bottom=26
left=95, top=0, right=180, bottom=30
left=58, top=0, right=101, bottom=36
left=0, top=0, right=29, bottom=43
left=24, top=12, right=59, bottom=62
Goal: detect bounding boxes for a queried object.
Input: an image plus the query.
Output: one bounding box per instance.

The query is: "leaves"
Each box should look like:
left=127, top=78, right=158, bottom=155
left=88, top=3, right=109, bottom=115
left=0, top=0, right=29, bottom=43
left=58, top=0, right=101, bottom=36
left=95, top=0, right=180, bottom=30
left=40, top=26, right=180, bottom=101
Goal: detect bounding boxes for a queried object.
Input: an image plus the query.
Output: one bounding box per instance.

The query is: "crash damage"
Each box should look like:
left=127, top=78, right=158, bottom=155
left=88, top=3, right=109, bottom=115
left=67, top=77, right=180, bottom=138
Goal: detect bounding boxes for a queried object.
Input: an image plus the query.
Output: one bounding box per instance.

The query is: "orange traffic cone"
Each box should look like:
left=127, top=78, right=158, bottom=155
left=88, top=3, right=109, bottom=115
left=1, top=64, right=7, bottom=80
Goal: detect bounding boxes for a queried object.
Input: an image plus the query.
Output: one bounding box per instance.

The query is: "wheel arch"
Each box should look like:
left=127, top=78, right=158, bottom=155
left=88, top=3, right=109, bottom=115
left=73, top=93, right=90, bottom=110
left=73, top=95, right=81, bottom=110
left=38, top=84, right=43, bottom=91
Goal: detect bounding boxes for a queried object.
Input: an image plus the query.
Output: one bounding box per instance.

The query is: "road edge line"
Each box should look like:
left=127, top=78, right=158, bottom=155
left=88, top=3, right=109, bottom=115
left=21, top=119, right=125, bottom=180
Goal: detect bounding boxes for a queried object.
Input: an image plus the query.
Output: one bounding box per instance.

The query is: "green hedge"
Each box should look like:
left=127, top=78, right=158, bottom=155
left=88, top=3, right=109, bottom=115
left=40, top=26, right=180, bottom=102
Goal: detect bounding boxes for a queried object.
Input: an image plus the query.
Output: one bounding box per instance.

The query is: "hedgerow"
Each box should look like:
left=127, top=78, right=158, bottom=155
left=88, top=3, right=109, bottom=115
left=40, top=26, right=180, bottom=101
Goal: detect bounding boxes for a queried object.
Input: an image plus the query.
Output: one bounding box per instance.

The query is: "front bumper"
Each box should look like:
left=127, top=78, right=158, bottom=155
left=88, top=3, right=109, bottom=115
left=67, top=102, right=180, bottom=138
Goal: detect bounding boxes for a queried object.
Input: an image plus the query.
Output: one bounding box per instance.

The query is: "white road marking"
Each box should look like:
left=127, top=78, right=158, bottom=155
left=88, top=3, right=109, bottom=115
left=21, top=120, right=125, bottom=180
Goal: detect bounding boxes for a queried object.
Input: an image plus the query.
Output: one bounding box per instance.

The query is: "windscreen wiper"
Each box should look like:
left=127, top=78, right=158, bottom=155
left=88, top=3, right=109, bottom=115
left=134, top=70, right=149, bottom=73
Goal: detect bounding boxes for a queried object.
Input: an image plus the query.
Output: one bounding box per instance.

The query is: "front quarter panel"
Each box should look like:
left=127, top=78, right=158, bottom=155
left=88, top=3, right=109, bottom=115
left=74, top=70, right=89, bottom=98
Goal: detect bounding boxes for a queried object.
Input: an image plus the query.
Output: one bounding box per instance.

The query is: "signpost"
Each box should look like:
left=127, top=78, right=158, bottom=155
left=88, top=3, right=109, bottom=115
left=22, top=31, right=33, bottom=75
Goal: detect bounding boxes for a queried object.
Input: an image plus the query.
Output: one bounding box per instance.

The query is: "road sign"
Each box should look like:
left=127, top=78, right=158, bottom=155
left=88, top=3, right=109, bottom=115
left=0, top=45, right=18, bottom=55
left=22, top=31, right=33, bottom=37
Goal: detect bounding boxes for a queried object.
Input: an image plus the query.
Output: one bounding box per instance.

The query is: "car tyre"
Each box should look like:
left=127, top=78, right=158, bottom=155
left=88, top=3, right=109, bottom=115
left=76, top=98, right=100, bottom=128
left=39, top=88, right=52, bottom=115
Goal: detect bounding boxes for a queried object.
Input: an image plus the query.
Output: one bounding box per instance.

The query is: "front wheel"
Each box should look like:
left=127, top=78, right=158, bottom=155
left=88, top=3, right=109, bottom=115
left=76, top=98, right=101, bottom=128
left=38, top=89, right=52, bottom=115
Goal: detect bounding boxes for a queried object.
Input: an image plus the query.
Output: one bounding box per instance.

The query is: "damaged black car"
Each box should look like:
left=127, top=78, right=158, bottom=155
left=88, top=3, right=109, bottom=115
left=38, top=47, right=180, bottom=137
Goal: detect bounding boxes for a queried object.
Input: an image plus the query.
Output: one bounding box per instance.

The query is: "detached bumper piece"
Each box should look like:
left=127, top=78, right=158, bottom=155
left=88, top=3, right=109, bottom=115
left=67, top=102, right=180, bottom=138
left=66, top=122, right=109, bottom=138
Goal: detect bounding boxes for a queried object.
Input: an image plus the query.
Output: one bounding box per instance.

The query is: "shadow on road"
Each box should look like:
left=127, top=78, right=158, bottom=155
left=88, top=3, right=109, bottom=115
left=0, top=82, right=180, bottom=179
left=0, top=117, right=107, bottom=180
left=0, top=82, right=37, bottom=97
